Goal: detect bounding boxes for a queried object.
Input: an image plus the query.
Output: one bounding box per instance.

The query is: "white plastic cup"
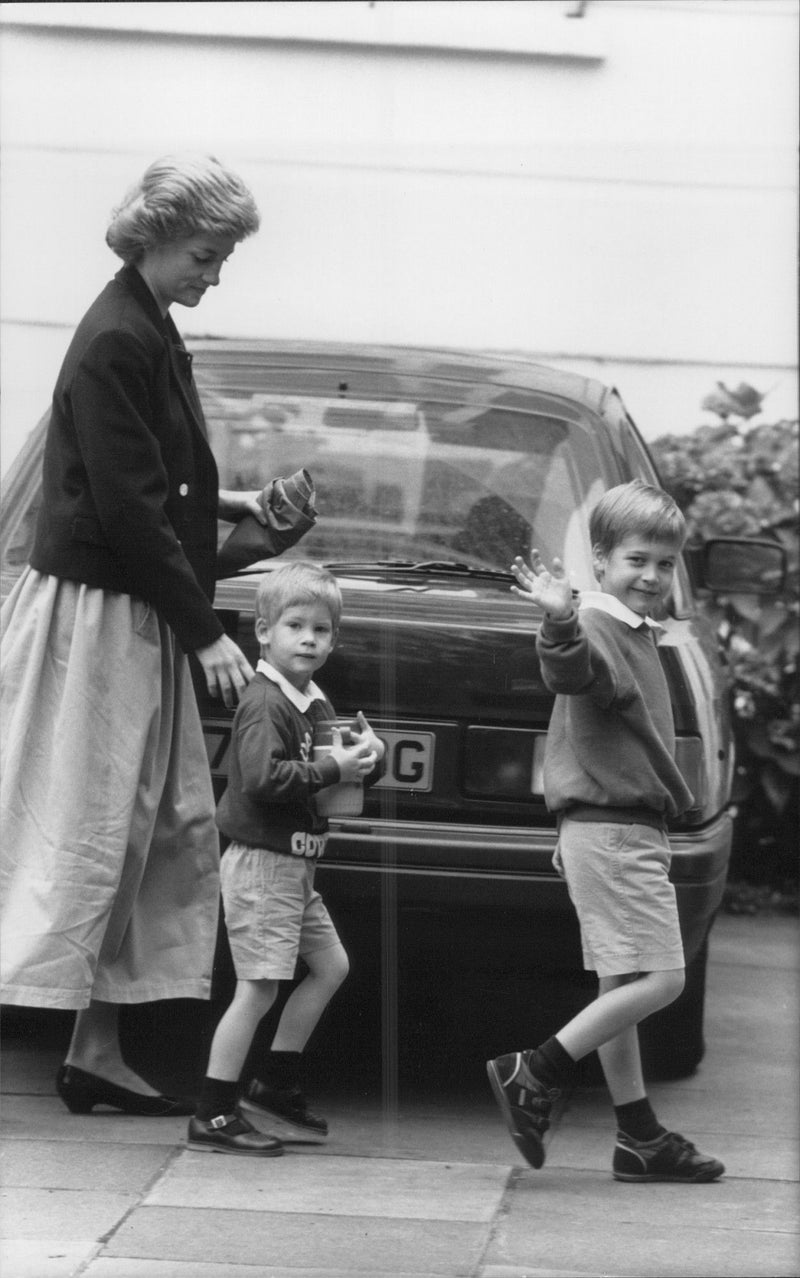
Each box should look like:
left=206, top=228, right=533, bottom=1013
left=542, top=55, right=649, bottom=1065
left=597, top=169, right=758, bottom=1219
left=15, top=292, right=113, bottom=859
left=312, top=720, right=364, bottom=817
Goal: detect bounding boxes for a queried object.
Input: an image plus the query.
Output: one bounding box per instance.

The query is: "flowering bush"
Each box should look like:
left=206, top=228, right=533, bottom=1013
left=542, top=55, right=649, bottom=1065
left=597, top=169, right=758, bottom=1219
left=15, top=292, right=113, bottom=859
left=650, top=412, right=799, bottom=902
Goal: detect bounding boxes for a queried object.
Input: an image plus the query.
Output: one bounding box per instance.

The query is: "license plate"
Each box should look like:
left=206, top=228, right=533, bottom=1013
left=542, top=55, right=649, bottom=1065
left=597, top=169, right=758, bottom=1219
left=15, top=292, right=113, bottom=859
left=204, top=722, right=435, bottom=793
left=372, top=729, right=435, bottom=792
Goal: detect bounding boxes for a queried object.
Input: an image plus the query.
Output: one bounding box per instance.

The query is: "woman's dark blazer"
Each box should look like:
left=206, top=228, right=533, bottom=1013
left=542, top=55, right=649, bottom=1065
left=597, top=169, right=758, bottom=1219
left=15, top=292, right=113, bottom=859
left=30, top=264, right=224, bottom=652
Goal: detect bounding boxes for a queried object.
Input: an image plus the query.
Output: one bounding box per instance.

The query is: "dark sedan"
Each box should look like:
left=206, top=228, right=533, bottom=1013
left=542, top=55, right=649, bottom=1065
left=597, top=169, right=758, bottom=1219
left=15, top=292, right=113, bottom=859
left=1, top=340, right=784, bottom=1081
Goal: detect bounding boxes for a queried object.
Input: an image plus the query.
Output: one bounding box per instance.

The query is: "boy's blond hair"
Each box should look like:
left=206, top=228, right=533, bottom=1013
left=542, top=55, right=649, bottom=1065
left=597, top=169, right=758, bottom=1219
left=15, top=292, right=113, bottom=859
left=589, top=480, right=686, bottom=555
left=255, top=561, right=342, bottom=632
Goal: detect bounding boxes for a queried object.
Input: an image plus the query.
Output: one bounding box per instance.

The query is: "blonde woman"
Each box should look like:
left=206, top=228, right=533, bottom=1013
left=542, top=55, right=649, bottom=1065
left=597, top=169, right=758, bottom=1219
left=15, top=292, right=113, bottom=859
left=1, top=155, right=263, bottom=1115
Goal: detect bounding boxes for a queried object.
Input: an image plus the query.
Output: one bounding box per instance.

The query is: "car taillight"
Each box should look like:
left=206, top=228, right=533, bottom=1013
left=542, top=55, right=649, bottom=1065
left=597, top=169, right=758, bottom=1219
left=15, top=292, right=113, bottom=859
left=465, top=728, right=706, bottom=810
left=464, top=727, right=547, bottom=799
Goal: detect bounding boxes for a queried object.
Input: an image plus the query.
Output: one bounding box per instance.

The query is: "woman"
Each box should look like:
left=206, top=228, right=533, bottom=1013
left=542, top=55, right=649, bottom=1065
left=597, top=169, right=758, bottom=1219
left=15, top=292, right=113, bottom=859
left=0, top=155, right=265, bottom=1115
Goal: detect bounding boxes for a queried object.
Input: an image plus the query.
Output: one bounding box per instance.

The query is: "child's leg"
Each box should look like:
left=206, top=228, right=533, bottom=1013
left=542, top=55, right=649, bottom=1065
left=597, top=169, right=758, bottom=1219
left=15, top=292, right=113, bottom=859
left=206, top=978, right=278, bottom=1082
left=243, top=943, right=349, bottom=1140
left=556, top=968, right=685, bottom=1066
left=270, top=942, right=350, bottom=1052
left=486, top=968, right=684, bottom=1171
left=190, top=978, right=285, bottom=1154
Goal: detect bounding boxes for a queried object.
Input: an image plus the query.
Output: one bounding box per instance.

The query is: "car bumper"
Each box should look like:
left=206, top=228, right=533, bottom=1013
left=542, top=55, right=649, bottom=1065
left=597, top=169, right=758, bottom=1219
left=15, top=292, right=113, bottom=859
left=318, top=809, right=733, bottom=962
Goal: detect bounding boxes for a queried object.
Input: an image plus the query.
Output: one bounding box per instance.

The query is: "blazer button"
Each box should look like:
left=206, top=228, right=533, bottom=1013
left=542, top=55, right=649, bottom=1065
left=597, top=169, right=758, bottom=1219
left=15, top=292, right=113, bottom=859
left=179, top=484, right=189, bottom=496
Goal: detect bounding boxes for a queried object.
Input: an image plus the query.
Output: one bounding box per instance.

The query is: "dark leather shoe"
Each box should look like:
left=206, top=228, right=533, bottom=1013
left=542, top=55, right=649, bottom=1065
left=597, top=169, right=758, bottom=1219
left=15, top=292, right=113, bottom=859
left=56, top=1064, right=195, bottom=1117
left=187, top=1110, right=284, bottom=1156
left=243, top=1077, right=328, bottom=1140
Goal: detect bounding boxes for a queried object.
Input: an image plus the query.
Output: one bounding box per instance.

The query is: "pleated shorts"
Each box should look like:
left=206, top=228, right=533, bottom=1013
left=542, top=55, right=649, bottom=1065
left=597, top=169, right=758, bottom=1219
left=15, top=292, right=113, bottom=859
left=553, top=817, right=685, bottom=977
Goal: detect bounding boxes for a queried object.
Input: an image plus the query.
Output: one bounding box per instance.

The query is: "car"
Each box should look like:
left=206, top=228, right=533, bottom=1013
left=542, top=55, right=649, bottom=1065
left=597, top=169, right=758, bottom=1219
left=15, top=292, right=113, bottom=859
left=1, top=340, right=786, bottom=1082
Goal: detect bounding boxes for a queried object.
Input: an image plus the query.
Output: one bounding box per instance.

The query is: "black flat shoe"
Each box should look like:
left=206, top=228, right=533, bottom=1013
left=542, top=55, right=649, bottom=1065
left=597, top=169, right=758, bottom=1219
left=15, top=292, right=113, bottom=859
left=187, top=1110, right=284, bottom=1156
left=56, top=1064, right=195, bottom=1116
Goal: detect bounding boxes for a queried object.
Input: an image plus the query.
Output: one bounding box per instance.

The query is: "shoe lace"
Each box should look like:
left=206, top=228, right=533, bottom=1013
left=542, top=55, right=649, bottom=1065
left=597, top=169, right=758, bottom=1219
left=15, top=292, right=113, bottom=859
left=664, top=1131, right=701, bottom=1165
left=517, top=1054, right=560, bottom=1101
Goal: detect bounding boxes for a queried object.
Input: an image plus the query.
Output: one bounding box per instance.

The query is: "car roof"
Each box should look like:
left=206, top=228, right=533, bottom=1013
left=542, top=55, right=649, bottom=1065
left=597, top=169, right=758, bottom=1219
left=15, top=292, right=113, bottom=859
left=186, top=338, right=617, bottom=418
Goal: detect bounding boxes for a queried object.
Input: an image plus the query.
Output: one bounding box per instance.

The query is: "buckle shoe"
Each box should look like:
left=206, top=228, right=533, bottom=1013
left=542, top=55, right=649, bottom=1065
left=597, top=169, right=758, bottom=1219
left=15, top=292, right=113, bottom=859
left=486, top=1051, right=560, bottom=1169
left=187, top=1109, right=284, bottom=1156
left=242, top=1078, right=328, bottom=1142
left=613, top=1129, right=725, bottom=1182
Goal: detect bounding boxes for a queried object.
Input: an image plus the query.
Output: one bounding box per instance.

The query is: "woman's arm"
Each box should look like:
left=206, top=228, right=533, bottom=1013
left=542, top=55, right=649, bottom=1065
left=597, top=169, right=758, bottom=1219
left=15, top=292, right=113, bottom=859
left=217, top=490, right=268, bottom=524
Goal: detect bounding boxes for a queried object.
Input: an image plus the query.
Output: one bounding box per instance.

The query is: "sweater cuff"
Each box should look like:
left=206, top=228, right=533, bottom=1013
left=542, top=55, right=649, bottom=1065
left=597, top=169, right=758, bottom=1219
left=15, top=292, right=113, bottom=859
left=540, top=609, right=579, bottom=642
left=314, top=755, right=341, bottom=789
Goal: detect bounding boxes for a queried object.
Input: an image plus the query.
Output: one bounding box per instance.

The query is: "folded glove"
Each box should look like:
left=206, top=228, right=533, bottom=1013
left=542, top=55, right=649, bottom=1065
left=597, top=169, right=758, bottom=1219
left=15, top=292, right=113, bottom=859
left=216, top=468, right=317, bottom=577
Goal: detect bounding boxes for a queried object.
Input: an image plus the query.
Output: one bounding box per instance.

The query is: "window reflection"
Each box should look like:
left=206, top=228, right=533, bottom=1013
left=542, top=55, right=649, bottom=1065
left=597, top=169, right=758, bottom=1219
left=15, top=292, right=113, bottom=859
left=200, top=384, right=603, bottom=582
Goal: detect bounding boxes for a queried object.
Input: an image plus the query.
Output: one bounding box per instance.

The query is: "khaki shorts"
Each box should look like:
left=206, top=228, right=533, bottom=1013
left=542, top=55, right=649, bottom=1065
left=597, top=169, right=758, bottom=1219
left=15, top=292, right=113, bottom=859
left=221, top=841, right=341, bottom=980
left=553, top=818, right=685, bottom=978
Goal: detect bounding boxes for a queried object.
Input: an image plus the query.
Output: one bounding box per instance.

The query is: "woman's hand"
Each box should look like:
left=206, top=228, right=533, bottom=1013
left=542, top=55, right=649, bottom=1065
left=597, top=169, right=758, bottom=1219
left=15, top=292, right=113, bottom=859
left=195, top=634, right=254, bottom=707
left=510, top=551, right=575, bottom=619
left=218, top=489, right=268, bottom=525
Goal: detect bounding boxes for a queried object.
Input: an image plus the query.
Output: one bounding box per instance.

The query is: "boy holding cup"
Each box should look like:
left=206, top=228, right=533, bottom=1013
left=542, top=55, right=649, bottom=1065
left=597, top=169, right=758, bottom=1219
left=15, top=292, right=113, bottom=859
left=188, top=561, right=384, bottom=1155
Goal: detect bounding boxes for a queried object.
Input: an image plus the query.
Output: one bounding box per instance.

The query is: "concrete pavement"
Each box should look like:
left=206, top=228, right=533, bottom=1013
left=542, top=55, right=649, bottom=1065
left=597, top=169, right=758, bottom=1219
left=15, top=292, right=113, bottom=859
left=1, top=911, right=798, bottom=1278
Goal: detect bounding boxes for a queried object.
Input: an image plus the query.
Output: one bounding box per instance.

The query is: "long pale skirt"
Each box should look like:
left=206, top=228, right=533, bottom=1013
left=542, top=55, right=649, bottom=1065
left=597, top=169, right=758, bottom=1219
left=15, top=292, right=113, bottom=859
left=0, top=570, right=220, bottom=1009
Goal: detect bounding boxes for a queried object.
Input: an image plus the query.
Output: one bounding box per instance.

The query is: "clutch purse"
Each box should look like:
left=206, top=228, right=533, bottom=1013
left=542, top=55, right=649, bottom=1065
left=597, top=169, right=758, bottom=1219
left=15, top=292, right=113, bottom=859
left=216, top=468, right=317, bottom=577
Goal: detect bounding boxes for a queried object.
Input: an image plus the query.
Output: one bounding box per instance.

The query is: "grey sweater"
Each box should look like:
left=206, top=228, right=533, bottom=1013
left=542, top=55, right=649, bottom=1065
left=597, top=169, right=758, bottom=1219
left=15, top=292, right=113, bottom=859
left=536, top=606, right=694, bottom=822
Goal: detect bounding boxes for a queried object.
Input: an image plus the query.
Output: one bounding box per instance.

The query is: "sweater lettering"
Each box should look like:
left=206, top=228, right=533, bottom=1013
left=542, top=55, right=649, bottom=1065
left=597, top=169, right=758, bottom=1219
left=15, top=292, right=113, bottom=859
left=290, top=831, right=329, bottom=859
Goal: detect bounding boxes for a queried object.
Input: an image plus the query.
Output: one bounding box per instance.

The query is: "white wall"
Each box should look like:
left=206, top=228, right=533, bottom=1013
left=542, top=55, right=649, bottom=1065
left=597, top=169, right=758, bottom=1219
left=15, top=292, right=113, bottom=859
left=2, top=0, right=797, bottom=472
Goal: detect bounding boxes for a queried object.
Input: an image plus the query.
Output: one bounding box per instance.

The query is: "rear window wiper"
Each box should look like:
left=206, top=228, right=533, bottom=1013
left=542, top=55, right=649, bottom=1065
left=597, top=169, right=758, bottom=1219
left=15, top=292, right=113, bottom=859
left=324, top=559, right=514, bottom=580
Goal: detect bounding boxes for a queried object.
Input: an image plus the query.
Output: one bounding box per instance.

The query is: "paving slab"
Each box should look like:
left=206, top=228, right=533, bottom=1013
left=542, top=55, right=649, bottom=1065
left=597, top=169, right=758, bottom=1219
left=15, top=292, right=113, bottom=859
left=104, top=1204, right=490, bottom=1274
left=481, top=1268, right=597, bottom=1278
left=0, top=1186, right=134, bottom=1241
left=0, top=1138, right=174, bottom=1190
left=1, top=1094, right=192, bottom=1147
left=485, top=1167, right=800, bottom=1278
left=150, top=1151, right=509, bottom=1221
left=83, top=1264, right=427, bottom=1278
left=0, top=1238, right=99, bottom=1278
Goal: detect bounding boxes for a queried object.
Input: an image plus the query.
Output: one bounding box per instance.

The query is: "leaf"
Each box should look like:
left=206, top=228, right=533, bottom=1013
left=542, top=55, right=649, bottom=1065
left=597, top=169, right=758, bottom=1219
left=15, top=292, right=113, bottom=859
left=760, top=765, right=793, bottom=813
left=727, top=595, right=765, bottom=623
left=756, top=605, right=790, bottom=638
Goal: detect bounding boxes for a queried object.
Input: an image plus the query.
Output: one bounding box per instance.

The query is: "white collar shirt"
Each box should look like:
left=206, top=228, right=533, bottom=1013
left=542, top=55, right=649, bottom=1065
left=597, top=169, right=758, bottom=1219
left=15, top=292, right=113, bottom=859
left=256, top=658, right=326, bottom=713
left=578, top=590, right=664, bottom=633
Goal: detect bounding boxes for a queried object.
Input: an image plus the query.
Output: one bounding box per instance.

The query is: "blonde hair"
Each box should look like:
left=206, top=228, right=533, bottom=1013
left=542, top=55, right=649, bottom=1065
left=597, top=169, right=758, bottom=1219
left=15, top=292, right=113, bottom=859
left=106, top=154, right=260, bottom=263
left=590, top=480, right=686, bottom=554
left=255, top=561, right=342, bottom=632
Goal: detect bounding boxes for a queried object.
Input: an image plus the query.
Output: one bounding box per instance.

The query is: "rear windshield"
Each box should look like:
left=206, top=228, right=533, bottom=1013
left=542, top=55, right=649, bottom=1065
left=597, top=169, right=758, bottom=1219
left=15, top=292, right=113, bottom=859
left=1, top=358, right=679, bottom=608
left=200, top=383, right=616, bottom=591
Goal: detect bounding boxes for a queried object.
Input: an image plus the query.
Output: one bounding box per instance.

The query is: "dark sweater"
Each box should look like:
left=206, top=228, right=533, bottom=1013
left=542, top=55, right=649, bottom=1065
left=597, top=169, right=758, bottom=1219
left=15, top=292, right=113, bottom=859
left=536, top=604, right=694, bottom=822
left=216, top=672, right=341, bottom=857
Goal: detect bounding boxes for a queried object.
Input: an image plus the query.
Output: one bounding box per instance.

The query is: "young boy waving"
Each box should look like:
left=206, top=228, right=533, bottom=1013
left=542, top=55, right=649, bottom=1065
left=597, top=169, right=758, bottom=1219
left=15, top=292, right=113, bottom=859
left=487, top=480, right=725, bottom=1184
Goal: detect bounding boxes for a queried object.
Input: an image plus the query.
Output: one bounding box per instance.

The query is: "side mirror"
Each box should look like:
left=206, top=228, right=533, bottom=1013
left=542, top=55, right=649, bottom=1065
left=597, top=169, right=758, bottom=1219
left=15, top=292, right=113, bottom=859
left=693, top=537, right=786, bottom=596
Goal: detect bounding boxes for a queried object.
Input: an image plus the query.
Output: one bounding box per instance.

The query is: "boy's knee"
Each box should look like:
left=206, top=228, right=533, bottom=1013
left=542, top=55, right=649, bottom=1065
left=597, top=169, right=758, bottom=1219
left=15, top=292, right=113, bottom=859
left=654, top=968, right=685, bottom=1006
left=307, top=945, right=349, bottom=990
left=330, top=949, right=350, bottom=987
left=248, top=978, right=279, bottom=1010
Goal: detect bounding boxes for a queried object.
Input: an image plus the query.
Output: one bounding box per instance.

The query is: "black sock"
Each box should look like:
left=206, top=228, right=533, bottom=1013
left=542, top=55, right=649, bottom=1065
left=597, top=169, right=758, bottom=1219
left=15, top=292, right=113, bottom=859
left=528, top=1036, right=578, bottom=1088
left=195, top=1076, right=240, bottom=1121
left=257, top=1050, right=302, bottom=1091
left=614, top=1097, right=665, bottom=1142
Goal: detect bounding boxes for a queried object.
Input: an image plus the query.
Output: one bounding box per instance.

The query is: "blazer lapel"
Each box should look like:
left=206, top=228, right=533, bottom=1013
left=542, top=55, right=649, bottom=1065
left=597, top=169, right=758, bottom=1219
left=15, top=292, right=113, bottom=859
left=117, top=265, right=209, bottom=441
left=164, top=315, right=209, bottom=440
